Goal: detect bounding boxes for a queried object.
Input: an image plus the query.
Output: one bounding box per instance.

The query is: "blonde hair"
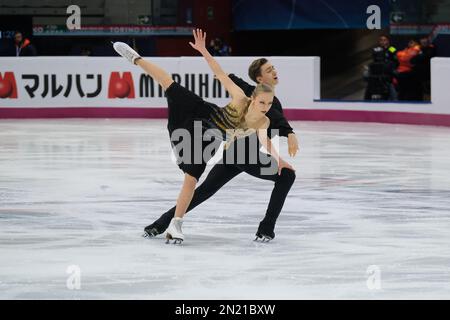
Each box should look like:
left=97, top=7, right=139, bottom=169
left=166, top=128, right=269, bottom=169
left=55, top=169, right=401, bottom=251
left=237, top=83, right=273, bottom=128
left=251, top=83, right=273, bottom=98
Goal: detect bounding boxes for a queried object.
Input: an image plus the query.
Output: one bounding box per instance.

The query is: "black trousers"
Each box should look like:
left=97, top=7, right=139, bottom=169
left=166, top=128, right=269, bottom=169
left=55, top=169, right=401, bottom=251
left=151, top=146, right=296, bottom=234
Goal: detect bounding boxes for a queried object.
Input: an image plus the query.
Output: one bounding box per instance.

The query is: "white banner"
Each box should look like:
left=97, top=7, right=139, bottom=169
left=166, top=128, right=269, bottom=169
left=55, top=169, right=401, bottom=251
left=1, top=57, right=449, bottom=115
left=0, top=57, right=314, bottom=108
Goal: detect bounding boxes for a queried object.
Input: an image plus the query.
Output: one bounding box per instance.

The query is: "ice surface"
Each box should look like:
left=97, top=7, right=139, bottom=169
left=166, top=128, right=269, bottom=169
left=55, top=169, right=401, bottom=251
left=1, top=119, right=450, bottom=299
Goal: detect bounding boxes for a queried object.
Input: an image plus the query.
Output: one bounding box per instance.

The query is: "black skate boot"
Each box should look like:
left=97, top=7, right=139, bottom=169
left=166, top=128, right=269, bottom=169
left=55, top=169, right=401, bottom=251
left=254, top=221, right=275, bottom=242
left=143, top=223, right=164, bottom=238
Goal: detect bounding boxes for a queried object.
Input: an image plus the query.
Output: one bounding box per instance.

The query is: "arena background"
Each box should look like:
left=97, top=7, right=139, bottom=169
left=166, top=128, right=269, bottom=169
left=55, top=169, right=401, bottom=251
left=2, top=0, right=450, bottom=110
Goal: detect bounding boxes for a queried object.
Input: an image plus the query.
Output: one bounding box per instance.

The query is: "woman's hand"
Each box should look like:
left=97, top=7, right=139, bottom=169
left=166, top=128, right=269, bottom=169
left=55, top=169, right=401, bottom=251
left=189, top=28, right=207, bottom=53
left=278, top=158, right=295, bottom=175
left=287, top=133, right=299, bottom=157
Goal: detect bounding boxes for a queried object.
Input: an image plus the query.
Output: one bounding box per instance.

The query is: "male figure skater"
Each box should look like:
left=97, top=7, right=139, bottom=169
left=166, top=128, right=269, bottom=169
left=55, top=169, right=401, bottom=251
left=144, top=58, right=299, bottom=241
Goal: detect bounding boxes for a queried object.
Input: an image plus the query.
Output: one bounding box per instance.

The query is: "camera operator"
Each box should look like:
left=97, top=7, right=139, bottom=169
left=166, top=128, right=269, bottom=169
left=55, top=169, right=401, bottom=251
left=364, top=35, right=398, bottom=101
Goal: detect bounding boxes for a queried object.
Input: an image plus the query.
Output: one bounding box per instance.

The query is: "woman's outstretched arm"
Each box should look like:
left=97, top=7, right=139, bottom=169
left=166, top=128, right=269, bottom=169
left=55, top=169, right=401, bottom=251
left=189, top=29, right=247, bottom=105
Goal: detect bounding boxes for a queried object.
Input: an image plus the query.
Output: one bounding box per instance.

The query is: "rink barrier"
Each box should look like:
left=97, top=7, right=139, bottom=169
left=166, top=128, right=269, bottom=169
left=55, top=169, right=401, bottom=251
left=1, top=57, right=449, bottom=127
left=1, top=108, right=450, bottom=127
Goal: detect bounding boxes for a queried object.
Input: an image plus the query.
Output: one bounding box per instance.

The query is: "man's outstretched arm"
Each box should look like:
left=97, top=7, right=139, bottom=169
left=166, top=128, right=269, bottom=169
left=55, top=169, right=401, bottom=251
left=266, top=107, right=294, bottom=137
left=229, top=74, right=294, bottom=135
left=229, top=73, right=298, bottom=156
left=266, top=108, right=299, bottom=157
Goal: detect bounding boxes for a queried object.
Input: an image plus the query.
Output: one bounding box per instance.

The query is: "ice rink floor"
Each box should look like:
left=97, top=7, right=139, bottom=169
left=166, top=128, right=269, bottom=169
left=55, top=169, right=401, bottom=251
left=1, top=119, right=450, bottom=299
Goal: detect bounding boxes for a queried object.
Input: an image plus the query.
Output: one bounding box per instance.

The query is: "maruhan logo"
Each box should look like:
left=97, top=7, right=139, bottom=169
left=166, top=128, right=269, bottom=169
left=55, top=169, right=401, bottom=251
left=108, top=72, right=135, bottom=99
left=0, top=72, right=18, bottom=99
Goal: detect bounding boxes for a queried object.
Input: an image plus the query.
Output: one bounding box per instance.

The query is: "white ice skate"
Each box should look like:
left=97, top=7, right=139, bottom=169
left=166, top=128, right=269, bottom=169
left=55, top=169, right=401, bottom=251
left=112, top=42, right=141, bottom=65
left=166, top=217, right=184, bottom=244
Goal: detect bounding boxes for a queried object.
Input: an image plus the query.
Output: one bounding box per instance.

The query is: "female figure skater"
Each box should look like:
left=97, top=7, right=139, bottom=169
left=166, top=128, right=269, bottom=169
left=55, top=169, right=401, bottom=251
left=113, top=29, right=292, bottom=243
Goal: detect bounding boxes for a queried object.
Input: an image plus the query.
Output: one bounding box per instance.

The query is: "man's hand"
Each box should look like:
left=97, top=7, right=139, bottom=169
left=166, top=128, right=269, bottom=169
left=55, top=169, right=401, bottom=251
left=278, top=158, right=295, bottom=175
left=189, top=28, right=207, bottom=53
left=287, top=133, right=299, bottom=157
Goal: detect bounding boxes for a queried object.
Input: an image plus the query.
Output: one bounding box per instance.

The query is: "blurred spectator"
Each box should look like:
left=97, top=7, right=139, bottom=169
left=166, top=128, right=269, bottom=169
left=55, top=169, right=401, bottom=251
left=411, top=37, right=437, bottom=100
left=14, top=31, right=37, bottom=56
left=378, top=35, right=398, bottom=62
left=81, top=47, right=92, bottom=56
left=395, top=40, right=422, bottom=101
left=364, top=35, right=398, bottom=101
left=208, top=39, right=219, bottom=55
left=208, top=37, right=232, bottom=56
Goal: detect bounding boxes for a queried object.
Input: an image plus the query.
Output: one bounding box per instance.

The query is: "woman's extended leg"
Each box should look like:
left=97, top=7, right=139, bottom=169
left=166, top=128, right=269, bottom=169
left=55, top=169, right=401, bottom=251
left=134, top=55, right=197, bottom=218
left=135, top=58, right=174, bottom=91
left=165, top=174, right=196, bottom=242
left=134, top=60, right=200, bottom=242
left=113, top=42, right=174, bottom=90
left=114, top=42, right=209, bottom=243
left=175, top=174, right=197, bottom=218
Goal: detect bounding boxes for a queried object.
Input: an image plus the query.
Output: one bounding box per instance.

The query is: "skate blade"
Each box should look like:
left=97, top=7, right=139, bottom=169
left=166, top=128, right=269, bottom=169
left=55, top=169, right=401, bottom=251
left=142, top=231, right=158, bottom=238
left=165, top=238, right=183, bottom=245
left=142, top=232, right=155, bottom=239
left=254, top=236, right=273, bottom=243
left=165, top=234, right=183, bottom=245
left=142, top=227, right=161, bottom=239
